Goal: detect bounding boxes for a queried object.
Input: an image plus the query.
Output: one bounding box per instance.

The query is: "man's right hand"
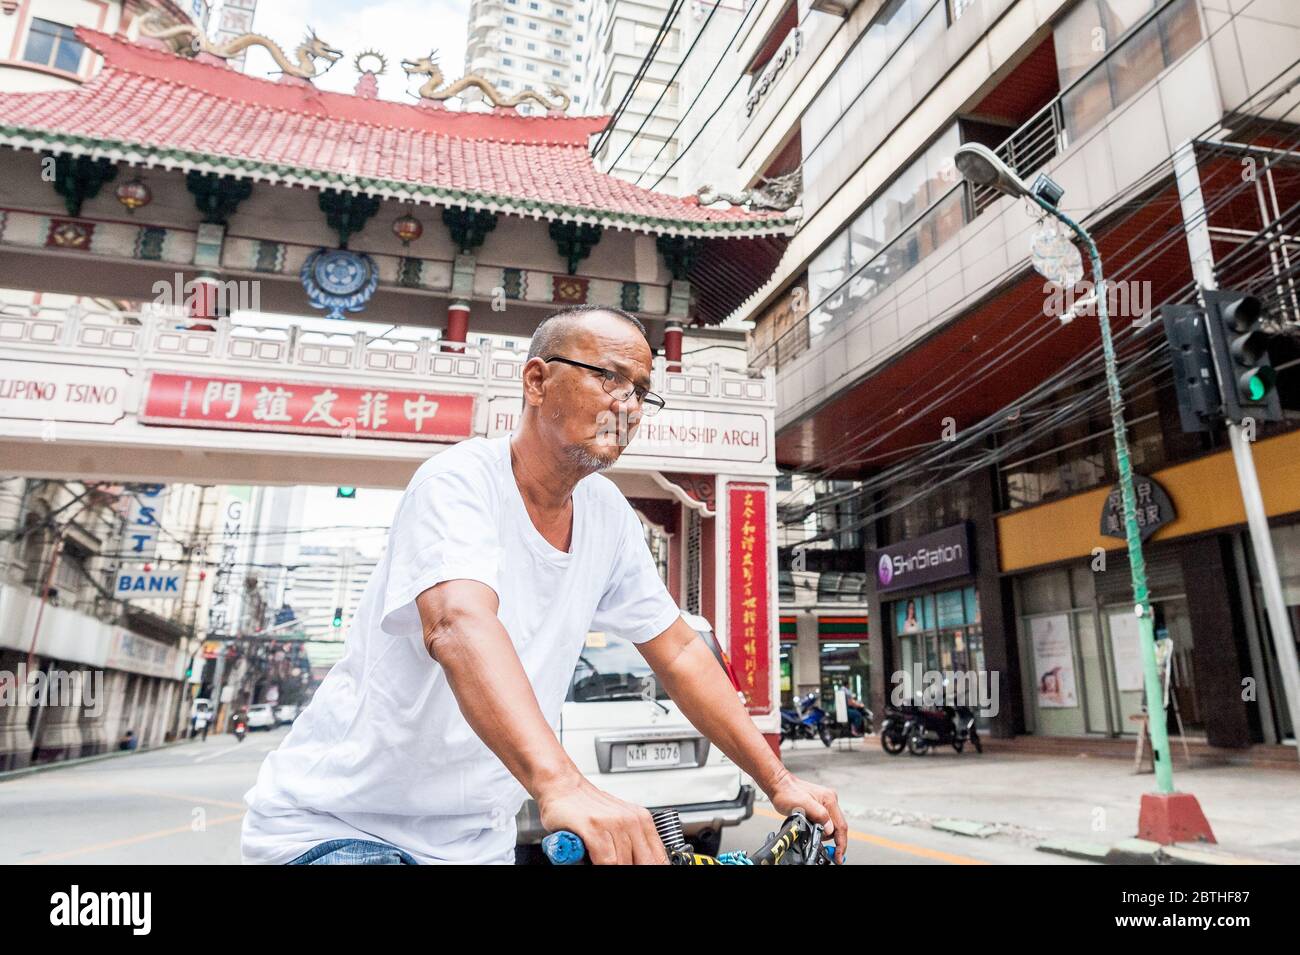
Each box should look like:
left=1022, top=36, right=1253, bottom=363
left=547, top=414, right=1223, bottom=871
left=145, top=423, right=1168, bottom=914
left=536, top=776, right=669, bottom=865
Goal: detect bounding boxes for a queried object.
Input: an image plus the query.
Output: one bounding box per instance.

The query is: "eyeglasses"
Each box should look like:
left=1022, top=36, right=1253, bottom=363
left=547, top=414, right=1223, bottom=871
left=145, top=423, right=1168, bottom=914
left=543, top=355, right=665, bottom=416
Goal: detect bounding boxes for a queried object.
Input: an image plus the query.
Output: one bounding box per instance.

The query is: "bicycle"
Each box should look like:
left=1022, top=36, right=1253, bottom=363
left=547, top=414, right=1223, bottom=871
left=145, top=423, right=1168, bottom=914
left=542, top=807, right=838, bottom=865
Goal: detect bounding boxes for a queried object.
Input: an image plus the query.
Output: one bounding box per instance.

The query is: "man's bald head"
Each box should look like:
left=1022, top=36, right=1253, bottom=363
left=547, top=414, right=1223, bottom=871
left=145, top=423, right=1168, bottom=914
left=526, top=304, right=649, bottom=362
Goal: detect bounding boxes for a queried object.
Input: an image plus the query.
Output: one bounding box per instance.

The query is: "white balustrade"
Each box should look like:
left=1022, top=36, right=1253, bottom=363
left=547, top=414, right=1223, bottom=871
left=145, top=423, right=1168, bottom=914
left=1, top=307, right=774, bottom=407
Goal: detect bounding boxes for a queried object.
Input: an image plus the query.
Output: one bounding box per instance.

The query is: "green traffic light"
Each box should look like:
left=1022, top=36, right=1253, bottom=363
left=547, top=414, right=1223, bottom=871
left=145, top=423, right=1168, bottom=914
left=1241, top=366, right=1276, bottom=403
left=337, top=487, right=356, bottom=499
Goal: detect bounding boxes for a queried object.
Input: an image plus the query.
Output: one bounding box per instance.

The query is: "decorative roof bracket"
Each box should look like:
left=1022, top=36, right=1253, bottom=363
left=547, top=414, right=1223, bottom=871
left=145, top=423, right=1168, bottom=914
left=186, top=171, right=253, bottom=226
left=549, top=221, right=603, bottom=275
left=319, top=188, right=381, bottom=248
left=46, top=153, right=117, bottom=217
left=442, top=206, right=498, bottom=254
left=656, top=234, right=701, bottom=280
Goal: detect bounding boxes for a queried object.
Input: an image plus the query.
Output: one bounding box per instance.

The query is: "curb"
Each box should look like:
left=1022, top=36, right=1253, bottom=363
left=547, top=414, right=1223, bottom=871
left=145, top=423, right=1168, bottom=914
left=1038, top=837, right=1284, bottom=865
left=1036, top=839, right=1112, bottom=863
left=0, top=736, right=200, bottom=782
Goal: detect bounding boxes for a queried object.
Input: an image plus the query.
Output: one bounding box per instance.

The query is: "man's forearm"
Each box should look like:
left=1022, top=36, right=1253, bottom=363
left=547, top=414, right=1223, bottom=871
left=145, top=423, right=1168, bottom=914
left=653, top=639, right=788, bottom=796
left=426, top=610, right=582, bottom=801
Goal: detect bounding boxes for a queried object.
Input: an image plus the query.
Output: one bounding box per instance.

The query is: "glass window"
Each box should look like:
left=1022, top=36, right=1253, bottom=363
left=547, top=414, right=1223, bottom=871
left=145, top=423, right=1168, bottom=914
left=1020, top=569, right=1073, bottom=616
left=568, top=632, right=669, bottom=702
left=1061, top=63, right=1114, bottom=141
left=1106, top=9, right=1166, bottom=104
left=506, top=15, right=517, bottom=24
left=1158, top=0, right=1201, bottom=63
left=23, top=18, right=85, bottom=73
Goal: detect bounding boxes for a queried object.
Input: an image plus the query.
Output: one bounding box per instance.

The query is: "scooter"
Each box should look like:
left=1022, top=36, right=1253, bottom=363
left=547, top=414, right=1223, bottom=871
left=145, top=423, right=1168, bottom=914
left=780, top=691, right=834, bottom=747
left=234, top=719, right=247, bottom=743
left=905, top=704, right=982, bottom=755
left=879, top=704, right=910, bottom=755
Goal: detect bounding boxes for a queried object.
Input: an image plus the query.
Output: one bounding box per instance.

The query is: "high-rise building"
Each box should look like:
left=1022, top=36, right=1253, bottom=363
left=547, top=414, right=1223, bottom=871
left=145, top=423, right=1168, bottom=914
left=727, top=0, right=1300, bottom=751
left=465, top=0, right=586, bottom=113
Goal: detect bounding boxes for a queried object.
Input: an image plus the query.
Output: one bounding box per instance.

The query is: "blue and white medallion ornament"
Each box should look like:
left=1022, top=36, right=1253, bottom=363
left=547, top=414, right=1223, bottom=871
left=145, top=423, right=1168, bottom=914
left=301, top=248, right=379, bottom=320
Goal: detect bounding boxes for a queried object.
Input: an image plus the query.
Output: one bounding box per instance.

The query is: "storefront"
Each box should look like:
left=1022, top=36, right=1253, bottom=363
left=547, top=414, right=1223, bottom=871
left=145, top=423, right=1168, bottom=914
left=872, top=523, right=991, bottom=717
left=779, top=613, right=870, bottom=712
left=997, top=429, right=1300, bottom=747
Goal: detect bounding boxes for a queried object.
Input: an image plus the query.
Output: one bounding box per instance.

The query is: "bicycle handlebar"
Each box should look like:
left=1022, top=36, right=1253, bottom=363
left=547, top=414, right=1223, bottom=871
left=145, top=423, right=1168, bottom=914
left=541, top=808, right=837, bottom=865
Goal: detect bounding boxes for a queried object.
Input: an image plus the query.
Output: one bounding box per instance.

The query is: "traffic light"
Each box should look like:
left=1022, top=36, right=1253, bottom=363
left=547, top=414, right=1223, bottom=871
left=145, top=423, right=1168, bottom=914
left=332, top=606, right=343, bottom=628
left=1161, top=304, right=1221, bottom=432
left=1203, top=290, right=1282, bottom=425
left=336, top=487, right=356, bottom=499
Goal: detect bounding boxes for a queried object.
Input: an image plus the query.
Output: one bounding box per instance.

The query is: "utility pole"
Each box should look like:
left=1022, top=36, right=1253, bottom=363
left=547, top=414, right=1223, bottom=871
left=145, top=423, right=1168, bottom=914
left=1173, top=141, right=1300, bottom=758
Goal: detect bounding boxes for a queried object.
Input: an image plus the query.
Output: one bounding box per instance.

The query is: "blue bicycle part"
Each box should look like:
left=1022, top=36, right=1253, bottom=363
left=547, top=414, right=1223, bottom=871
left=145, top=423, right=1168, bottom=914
left=541, top=830, right=586, bottom=865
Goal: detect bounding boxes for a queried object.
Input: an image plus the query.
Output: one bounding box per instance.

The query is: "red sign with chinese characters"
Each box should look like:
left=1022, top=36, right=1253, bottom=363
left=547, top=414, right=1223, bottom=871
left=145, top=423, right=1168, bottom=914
left=140, top=372, right=475, bottom=443
left=728, top=482, right=771, bottom=715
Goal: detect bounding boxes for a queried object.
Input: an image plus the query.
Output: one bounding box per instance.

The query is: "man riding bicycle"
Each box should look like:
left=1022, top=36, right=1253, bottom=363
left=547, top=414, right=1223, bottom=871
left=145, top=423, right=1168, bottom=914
left=241, top=305, right=847, bottom=865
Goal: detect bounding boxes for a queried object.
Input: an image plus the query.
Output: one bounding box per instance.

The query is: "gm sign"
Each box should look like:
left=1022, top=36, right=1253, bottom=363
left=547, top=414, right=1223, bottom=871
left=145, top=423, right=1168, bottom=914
left=872, top=523, right=972, bottom=594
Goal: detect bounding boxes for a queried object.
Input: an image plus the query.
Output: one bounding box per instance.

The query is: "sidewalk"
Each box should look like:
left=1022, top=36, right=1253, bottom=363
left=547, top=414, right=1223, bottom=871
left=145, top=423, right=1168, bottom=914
left=774, top=737, right=1300, bottom=863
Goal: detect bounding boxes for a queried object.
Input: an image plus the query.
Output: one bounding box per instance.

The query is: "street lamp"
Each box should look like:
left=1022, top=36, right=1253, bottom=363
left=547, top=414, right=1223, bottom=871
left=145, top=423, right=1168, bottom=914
left=955, top=144, right=1214, bottom=843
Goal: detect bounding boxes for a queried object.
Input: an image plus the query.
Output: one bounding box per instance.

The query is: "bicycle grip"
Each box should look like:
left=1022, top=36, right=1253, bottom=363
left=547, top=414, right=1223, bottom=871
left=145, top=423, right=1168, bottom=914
left=541, top=830, right=587, bottom=865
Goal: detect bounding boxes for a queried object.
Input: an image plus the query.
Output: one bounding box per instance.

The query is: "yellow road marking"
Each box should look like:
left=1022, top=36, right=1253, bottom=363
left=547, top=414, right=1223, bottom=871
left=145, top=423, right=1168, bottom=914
left=754, top=806, right=989, bottom=865
left=19, top=811, right=245, bottom=865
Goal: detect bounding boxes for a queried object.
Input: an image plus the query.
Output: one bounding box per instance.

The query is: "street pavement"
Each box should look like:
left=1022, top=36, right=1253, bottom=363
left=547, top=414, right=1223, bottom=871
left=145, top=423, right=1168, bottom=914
left=5, top=728, right=1290, bottom=865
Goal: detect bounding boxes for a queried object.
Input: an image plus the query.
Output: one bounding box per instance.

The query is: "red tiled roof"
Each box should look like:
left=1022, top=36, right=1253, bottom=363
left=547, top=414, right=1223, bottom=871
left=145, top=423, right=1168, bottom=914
left=0, top=30, right=796, bottom=238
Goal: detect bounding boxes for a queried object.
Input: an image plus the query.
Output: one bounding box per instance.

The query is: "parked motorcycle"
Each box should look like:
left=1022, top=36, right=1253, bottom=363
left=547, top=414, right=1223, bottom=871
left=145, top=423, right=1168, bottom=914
left=780, top=691, right=834, bottom=747
left=879, top=704, right=910, bottom=755
left=904, top=704, right=982, bottom=756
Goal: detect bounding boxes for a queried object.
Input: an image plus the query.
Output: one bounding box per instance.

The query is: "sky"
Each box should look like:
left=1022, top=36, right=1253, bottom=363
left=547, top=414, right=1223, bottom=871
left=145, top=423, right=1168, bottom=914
left=212, top=0, right=470, bottom=102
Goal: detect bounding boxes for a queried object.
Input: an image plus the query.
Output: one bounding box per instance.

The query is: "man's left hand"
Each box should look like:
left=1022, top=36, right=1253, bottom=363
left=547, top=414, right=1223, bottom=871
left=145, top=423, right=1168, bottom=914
left=767, top=772, right=849, bottom=864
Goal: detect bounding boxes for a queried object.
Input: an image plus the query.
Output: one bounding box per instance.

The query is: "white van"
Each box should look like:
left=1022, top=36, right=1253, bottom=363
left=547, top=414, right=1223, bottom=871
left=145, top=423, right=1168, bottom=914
left=514, top=613, right=754, bottom=861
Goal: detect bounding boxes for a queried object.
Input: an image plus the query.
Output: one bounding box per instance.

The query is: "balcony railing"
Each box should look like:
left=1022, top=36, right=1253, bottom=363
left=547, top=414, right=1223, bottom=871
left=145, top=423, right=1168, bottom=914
left=753, top=0, right=1204, bottom=374
left=969, top=104, right=1065, bottom=216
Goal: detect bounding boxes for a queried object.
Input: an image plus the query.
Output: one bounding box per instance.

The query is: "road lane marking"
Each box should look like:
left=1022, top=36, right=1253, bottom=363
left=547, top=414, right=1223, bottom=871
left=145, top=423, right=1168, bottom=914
left=3, top=777, right=246, bottom=811
left=18, top=811, right=245, bottom=865
left=193, top=737, right=280, bottom=763
left=754, top=806, right=989, bottom=865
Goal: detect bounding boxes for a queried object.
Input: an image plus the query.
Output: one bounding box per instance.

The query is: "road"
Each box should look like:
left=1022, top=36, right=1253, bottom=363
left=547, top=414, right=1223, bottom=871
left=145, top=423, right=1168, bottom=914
left=0, top=729, right=1082, bottom=865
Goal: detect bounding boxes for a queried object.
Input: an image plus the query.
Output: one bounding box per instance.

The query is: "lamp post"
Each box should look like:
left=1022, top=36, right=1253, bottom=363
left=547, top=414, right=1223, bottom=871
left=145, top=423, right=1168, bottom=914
left=955, top=144, right=1214, bottom=844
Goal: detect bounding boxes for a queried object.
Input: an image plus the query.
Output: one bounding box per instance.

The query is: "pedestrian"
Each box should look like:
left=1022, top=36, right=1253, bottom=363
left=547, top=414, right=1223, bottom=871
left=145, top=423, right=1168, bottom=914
left=241, top=305, right=847, bottom=866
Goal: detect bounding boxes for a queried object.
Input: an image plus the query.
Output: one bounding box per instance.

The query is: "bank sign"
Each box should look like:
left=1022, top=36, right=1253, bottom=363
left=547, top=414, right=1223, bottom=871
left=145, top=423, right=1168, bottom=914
left=873, top=523, right=972, bottom=594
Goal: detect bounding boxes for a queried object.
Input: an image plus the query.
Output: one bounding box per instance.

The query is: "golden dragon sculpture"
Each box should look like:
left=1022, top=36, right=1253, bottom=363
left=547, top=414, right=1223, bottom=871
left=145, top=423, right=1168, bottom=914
left=139, top=12, right=342, bottom=80
left=401, top=52, right=570, bottom=112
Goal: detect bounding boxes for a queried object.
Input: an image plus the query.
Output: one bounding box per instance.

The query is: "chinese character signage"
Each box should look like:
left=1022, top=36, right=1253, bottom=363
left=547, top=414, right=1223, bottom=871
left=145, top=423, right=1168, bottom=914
left=1099, top=475, right=1175, bottom=541
left=728, top=482, right=771, bottom=715
left=141, top=372, right=476, bottom=443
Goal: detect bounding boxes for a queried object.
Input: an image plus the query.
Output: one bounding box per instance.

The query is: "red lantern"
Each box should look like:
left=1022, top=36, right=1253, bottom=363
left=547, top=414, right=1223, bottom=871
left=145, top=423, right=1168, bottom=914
left=392, top=211, right=423, bottom=246
left=116, top=176, right=152, bottom=213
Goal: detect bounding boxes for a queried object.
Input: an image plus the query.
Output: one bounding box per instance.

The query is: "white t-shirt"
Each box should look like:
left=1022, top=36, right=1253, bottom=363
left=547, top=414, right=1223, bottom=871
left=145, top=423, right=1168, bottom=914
left=240, top=434, right=682, bottom=865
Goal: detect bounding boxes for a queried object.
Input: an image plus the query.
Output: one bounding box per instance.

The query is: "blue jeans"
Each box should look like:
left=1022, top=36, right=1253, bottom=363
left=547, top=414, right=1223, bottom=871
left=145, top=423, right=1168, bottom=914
left=287, top=838, right=419, bottom=865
